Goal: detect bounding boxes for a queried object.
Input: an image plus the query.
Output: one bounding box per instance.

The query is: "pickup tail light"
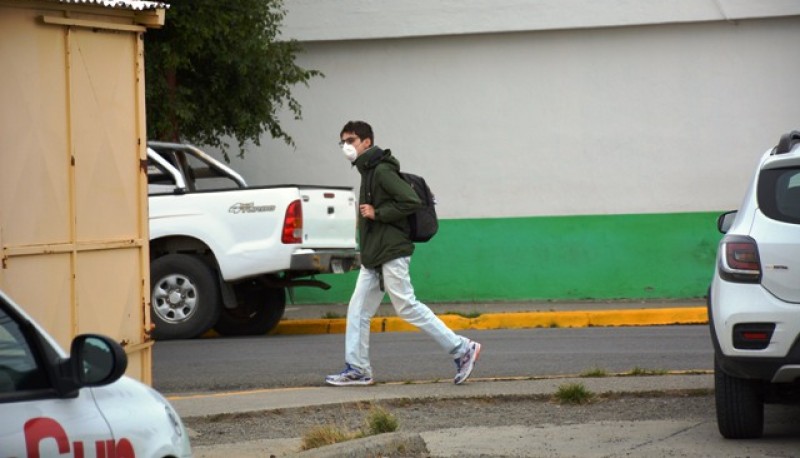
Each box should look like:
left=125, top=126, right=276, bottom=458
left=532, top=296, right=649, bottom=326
left=282, top=200, right=303, bottom=244
left=718, top=235, right=761, bottom=283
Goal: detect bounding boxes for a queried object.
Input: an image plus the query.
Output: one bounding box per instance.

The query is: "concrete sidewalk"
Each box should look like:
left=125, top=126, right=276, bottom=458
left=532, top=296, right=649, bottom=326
left=170, top=373, right=710, bottom=419
left=176, top=373, right=715, bottom=457
left=175, top=372, right=799, bottom=457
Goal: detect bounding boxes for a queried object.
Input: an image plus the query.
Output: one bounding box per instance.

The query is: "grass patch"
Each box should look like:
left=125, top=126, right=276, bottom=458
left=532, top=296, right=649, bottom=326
left=580, top=367, right=608, bottom=378
left=626, top=367, right=668, bottom=376
left=301, top=424, right=354, bottom=450
left=552, top=382, right=594, bottom=405
left=300, top=404, right=399, bottom=450
left=365, top=405, right=398, bottom=435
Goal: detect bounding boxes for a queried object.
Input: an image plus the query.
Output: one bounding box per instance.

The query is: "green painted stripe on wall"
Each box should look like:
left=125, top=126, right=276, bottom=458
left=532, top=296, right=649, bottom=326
left=293, top=212, right=722, bottom=304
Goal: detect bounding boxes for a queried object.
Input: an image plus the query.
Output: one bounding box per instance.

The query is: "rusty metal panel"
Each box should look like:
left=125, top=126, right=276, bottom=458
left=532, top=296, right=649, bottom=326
left=0, top=6, right=71, bottom=249
left=0, top=254, right=74, bottom=345
left=76, top=248, right=149, bottom=380
left=0, top=4, right=154, bottom=384
left=70, top=28, right=141, bottom=241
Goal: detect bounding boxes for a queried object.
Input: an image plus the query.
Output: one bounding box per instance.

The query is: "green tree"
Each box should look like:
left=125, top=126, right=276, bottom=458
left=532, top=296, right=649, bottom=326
left=144, top=0, right=320, bottom=159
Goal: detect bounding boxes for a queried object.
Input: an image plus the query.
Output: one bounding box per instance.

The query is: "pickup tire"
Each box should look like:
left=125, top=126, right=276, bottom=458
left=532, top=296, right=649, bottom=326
left=213, top=282, right=286, bottom=336
left=151, top=254, right=221, bottom=340
left=714, top=354, right=765, bottom=439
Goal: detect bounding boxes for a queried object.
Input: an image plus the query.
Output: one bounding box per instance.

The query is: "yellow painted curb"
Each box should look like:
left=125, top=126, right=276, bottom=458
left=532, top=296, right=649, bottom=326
left=269, top=307, right=708, bottom=336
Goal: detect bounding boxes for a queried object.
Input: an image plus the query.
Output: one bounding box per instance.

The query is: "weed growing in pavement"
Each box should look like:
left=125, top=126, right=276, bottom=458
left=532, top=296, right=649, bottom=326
left=365, top=405, right=398, bottom=435
left=553, top=383, right=595, bottom=405
left=300, top=403, right=399, bottom=450
left=301, top=424, right=354, bottom=450
left=321, top=311, right=344, bottom=319
left=626, top=367, right=668, bottom=376
left=581, top=367, right=608, bottom=378
left=548, top=321, right=560, bottom=328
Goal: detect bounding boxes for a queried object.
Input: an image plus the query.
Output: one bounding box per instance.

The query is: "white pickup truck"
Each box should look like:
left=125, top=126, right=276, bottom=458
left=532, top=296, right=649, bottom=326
left=146, top=141, right=359, bottom=340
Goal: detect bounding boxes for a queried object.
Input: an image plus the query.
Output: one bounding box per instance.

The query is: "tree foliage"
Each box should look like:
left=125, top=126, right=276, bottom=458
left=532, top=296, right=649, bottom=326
left=144, top=0, right=321, bottom=159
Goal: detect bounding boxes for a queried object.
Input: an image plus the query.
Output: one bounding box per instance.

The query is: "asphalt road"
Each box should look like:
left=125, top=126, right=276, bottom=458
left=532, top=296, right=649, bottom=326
left=152, top=325, right=712, bottom=394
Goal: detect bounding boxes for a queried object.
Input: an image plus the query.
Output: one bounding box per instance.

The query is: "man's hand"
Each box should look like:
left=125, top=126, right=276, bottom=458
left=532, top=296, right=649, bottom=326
left=359, top=204, right=376, bottom=220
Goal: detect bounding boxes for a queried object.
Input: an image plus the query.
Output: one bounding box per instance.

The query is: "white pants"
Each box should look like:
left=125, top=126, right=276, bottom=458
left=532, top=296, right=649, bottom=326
left=345, top=256, right=468, bottom=376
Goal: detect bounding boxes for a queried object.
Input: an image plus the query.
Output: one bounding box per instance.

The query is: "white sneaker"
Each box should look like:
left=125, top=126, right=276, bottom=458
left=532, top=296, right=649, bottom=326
left=454, top=340, right=482, bottom=385
left=325, top=363, right=374, bottom=386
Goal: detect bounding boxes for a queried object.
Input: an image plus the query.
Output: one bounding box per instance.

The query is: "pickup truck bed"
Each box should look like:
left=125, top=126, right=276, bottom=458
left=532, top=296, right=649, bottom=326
left=147, top=142, right=359, bottom=340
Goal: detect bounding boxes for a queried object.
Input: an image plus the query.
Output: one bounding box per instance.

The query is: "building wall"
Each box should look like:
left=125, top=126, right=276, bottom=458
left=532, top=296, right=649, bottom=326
left=211, top=3, right=800, bottom=304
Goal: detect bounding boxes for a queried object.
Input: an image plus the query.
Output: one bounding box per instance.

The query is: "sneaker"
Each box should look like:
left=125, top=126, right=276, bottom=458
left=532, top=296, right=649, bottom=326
left=453, top=340, right=482, bottom=385
left=325, top=363, right=374, bottom=386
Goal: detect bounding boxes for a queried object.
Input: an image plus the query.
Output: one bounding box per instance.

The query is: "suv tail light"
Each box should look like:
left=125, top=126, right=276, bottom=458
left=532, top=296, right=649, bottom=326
left=282, top=199, right=303, bottom=244
left=733, top=323, right=775, bottom=350
left=718, top=235, right=761, bottom=283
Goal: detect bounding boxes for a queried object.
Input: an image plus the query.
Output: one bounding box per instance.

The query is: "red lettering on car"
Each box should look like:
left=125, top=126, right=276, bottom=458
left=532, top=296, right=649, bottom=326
left=24, top=417, right=69, bottom=458
left=23, top=417, right=136, bottom=458
left=93, top=438, right=136, bottom=458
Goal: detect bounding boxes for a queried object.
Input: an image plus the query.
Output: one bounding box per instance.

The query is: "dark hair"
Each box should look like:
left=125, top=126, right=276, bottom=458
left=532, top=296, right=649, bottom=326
left=340, top=120, right=374, bottom=144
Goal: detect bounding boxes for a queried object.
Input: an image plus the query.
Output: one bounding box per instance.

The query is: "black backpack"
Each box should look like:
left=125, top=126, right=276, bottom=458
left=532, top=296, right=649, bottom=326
left=400, top=172, right=438, bottom=242
left=365, top=150, right=439, bottom=243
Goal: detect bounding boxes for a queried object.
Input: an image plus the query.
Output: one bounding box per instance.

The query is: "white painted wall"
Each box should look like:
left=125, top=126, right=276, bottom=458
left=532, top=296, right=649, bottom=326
left=211, top=4, right=800, bottom=219
left=280, top=0, right=800, bottom=41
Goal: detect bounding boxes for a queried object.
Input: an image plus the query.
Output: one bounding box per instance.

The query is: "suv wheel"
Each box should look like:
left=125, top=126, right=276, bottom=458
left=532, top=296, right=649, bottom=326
left=714, top=355, right=765, bottom=439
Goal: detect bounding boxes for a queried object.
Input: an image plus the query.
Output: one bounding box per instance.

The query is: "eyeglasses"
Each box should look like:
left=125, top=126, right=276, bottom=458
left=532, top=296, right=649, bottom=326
left=338, top=136, right=359, bottom=147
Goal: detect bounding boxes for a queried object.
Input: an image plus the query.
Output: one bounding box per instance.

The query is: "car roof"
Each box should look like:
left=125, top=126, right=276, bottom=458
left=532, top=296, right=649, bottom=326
left=762, top=131, right=800, bottom=170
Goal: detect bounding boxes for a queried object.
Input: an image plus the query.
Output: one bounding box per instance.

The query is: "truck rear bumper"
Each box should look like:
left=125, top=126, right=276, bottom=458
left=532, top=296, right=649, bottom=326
left=290, top=250, right=360, bottom=274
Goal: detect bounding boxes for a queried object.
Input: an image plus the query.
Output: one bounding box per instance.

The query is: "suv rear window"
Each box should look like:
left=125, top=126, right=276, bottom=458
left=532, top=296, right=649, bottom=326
left=758, top=167, right=800, bottom=223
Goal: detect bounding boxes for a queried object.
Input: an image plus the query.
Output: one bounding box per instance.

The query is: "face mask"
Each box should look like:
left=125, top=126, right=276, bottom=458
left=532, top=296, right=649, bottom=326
left=342, top=144, right=358, bottom=162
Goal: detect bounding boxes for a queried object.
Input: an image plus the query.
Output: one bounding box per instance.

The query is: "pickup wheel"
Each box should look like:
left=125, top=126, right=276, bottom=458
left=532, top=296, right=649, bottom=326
left=714, top=354, right=765, bottom=439
left=150, top=254, right=221, bottom=340
left=213, top=283, right=286, bottom=336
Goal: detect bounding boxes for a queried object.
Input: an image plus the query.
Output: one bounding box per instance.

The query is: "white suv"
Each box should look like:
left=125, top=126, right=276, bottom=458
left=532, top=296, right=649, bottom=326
left=710, top=130, right=800, bottom=439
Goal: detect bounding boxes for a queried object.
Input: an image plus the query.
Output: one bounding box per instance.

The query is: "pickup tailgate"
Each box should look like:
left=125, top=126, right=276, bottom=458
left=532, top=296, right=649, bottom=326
left=299, top=187, right=357, bottom=248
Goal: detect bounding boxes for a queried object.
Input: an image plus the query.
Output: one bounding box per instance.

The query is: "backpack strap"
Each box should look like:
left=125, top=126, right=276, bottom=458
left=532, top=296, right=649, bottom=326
left=376, top=264, right=385, bottom=292
left=364, top=148, right=388, bottom=205
left=363, top=148, right=412, bottom=240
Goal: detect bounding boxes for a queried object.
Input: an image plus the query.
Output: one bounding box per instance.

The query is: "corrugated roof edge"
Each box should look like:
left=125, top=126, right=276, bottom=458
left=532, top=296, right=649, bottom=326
left=57, top=0, right=169, bottom=11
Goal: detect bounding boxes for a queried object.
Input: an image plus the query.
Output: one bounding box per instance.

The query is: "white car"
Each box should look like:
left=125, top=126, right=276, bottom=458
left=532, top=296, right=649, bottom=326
left=709, top=129, right=800, bottom=439
left=0, top=290, right=192, bottom=457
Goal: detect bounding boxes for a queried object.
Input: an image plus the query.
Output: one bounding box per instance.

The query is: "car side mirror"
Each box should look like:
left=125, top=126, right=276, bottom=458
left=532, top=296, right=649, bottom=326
left=717, top=210, right=738, bottom=234
left=70, top=334, right=128, bottom=387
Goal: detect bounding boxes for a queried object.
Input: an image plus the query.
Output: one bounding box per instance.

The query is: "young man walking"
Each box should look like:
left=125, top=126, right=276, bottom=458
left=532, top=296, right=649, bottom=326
left=326, top=120, right=481, bottom=387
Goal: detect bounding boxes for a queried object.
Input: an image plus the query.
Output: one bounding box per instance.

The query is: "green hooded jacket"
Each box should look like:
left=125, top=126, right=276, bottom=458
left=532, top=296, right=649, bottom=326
left=354, top=146, right=422, bottom=268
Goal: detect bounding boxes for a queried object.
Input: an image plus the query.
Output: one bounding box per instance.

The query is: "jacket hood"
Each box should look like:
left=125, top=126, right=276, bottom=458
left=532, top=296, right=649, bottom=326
left=355, top=146, right=400, bottom=173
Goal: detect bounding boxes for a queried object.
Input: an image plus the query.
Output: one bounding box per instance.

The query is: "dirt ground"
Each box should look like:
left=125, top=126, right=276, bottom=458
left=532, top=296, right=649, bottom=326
left=184, top=389, right=714, bottom=447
